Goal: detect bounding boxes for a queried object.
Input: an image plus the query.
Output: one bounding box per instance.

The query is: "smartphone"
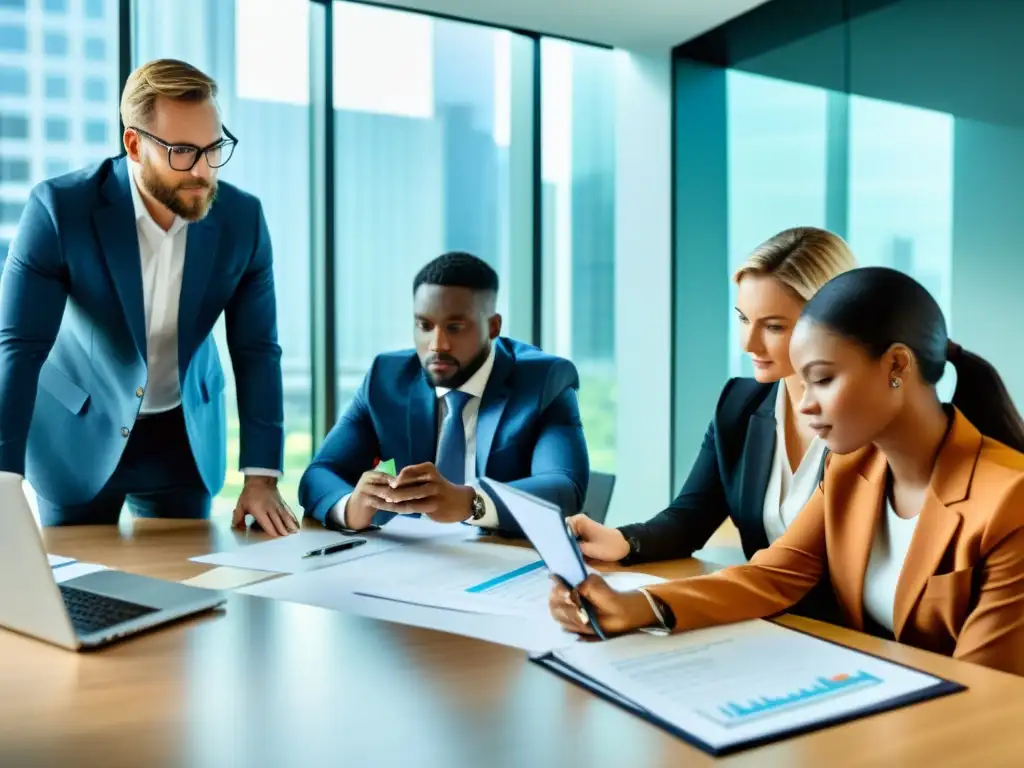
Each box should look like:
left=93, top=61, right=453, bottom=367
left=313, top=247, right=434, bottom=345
left=334, top=523, right=380, bottom=534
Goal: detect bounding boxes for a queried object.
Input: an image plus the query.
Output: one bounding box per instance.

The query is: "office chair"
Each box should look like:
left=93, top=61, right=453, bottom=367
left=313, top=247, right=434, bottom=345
left=581, top=471, right=616, bottom=525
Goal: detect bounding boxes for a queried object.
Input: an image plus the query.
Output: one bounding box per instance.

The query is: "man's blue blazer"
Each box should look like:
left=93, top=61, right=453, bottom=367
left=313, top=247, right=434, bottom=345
left=0, top=156, right=284, bottom=505
left=299, top=337, right=590, bottom=534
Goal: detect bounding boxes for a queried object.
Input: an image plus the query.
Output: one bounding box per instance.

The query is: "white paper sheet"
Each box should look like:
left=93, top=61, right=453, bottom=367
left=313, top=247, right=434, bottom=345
left=541, top=619, right=953, bottom=752
left=47, top=554, right=76, bottom=568
left=235, top=537, right=664, bottom=651
left=238, top=559, right=577, bottom=653
left=190, top=516, right=476, bottom=574
left=52, top=562, right=108, bottom=583
left=355, top=564, right=665, bottom=619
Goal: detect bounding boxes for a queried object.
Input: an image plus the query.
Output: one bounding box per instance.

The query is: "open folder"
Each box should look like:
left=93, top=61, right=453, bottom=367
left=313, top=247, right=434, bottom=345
left=532, top=616, right=964, bottom=756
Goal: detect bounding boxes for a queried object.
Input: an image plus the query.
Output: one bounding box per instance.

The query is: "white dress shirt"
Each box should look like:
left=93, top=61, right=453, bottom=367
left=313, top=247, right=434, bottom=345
left=330, top=344, right=501, bottom=530
left=762, top=382, right=828, bottom=544
left=128, top=163, right=189, bottom=415
left=128, top=165, right=277, bottom=477
left=863, top=498, right=920, bottom=633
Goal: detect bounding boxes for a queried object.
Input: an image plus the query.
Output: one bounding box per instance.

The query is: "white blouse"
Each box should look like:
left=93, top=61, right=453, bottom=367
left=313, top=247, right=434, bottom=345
left=762, top=382, right=829, bottom=544
left=863, top=499, right=920, bottom=633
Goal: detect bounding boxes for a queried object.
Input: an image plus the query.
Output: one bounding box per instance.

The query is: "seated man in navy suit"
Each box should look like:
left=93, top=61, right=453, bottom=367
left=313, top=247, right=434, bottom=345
left=299, top=252, right=590, bottom=535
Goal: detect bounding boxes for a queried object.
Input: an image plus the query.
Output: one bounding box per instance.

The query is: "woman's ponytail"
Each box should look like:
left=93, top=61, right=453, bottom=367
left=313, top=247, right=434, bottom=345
left=948, top=340, right=1024, bottom=453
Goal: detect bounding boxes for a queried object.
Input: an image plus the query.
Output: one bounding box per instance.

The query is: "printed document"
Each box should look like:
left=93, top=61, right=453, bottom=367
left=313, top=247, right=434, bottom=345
left=238, top=545, right=577, bottom=653
left=534, top=619, right=961, bottom=755
left=356, top=563, right=665, bottom=618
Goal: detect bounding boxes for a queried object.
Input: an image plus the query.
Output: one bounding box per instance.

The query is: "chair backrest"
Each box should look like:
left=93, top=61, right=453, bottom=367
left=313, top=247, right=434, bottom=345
left=581, top=471, right=616, bottom=525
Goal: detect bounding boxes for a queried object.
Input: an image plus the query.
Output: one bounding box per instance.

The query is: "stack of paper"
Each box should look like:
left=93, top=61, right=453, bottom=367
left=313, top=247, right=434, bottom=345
left=239, top=546, right=577, bottom=653
left=239, top=537, right=664, bottom=652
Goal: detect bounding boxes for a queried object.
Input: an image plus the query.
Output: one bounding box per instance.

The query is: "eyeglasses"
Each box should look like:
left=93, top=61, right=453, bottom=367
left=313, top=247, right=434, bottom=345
left=130, top=125, right=238, bottom=171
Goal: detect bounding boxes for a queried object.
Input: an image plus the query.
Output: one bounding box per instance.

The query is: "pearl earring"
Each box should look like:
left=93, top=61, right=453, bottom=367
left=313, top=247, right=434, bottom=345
left=890, top=377, right=901, bottom=389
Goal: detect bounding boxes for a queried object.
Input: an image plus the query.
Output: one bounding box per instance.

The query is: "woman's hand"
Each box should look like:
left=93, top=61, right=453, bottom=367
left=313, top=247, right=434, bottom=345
left=548, top=574, right=658, bottom=636
left=567, top=514, right=631, bottom=562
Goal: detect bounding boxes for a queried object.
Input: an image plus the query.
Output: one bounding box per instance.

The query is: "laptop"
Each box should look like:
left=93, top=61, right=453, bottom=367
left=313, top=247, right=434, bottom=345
left=0, top=472, right=226, bottom=651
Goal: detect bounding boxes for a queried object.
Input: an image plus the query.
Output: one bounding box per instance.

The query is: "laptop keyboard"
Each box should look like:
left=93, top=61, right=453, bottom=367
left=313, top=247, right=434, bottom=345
left=58, top=585, right=158, bottom=637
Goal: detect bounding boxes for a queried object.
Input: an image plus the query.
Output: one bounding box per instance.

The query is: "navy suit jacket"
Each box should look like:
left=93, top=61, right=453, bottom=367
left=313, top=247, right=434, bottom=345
left=0, top=157, right=284, bottom=505
left=299, top=337, right=590, bottom=535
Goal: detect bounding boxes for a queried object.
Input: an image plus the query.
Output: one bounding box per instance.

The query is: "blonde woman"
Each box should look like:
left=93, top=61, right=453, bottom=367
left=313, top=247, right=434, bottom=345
left=572, top=227, right=856, bottom=569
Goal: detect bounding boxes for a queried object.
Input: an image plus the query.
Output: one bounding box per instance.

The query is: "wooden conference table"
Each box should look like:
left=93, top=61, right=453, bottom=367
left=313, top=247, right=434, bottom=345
left=0, top=518, right=1021, bottom=767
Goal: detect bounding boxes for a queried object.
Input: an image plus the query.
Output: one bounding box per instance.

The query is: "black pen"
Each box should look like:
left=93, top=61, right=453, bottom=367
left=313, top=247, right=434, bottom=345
left=302, top=538, right=367, bottom=559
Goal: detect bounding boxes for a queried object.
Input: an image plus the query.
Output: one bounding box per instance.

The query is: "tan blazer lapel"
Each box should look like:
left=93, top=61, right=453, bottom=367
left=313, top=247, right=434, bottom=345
left=830, top=451, right=887, bottom=632
left=892, top=490, right=962, bottom=638
left=893, top=408, right=980, bottom=638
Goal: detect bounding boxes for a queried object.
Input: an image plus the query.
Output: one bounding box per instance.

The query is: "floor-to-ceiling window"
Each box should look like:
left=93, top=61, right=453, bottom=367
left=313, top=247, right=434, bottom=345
left=1, top=0, right=120, bottom=513
left=134, top=0, right=314, bottom=514
left=0, top=0, right=119, bottom=260
left=725, top=71, right=831, bottom=379
left=540, top=38, right=616, bottom=472
left=330, top=1, right=535, bottom=419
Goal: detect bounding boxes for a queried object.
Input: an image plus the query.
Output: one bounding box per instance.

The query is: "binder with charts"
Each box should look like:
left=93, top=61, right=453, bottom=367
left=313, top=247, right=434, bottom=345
left=530, top=619, right=964, bottom=757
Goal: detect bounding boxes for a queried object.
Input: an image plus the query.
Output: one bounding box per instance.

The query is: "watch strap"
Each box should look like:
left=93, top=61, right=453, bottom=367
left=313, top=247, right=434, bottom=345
left=617, top=528, right=642, bottom=566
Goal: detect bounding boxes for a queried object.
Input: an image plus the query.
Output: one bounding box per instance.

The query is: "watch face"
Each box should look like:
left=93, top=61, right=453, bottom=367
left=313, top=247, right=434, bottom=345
left=472, top=494, right=486, bottom=520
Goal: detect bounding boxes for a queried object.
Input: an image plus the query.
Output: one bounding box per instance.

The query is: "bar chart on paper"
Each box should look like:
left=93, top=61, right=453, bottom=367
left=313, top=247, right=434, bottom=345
left=701, top=670, right=883, bottom=727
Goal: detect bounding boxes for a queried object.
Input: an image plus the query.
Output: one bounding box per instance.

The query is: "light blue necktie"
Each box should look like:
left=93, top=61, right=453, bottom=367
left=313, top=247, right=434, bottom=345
left=436, top=391, right=472, bottom=485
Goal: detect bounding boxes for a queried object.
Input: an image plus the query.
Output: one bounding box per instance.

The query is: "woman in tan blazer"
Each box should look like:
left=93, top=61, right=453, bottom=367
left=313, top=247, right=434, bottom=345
left=550, top=267, right=1024, bottom=677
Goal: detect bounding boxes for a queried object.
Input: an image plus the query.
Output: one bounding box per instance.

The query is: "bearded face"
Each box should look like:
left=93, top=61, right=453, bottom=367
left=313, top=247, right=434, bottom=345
left=138, top=154, right=217, bottom=221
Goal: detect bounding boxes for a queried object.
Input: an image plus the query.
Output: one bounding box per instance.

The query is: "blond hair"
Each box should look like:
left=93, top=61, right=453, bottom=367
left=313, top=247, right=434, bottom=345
left=733, top=227, right=856, bottom=301
left=119, top=59, right=218, bottom=129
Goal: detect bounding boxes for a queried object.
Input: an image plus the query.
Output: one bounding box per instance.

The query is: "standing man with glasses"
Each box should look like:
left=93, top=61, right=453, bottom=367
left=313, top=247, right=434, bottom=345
left=0, top=58, right=297, bottom=535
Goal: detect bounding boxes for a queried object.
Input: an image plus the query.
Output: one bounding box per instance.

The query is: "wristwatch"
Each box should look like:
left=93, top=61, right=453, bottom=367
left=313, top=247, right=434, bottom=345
left=619, top=531, right=642, bottom=565
left=469, top=492, right=487, bottom=521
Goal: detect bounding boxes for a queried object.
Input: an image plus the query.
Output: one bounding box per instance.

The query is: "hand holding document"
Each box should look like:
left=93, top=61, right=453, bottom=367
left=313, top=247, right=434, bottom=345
left=479, top=478, right=613, bottom=638
left=533, top=619, right=964, bottom=756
